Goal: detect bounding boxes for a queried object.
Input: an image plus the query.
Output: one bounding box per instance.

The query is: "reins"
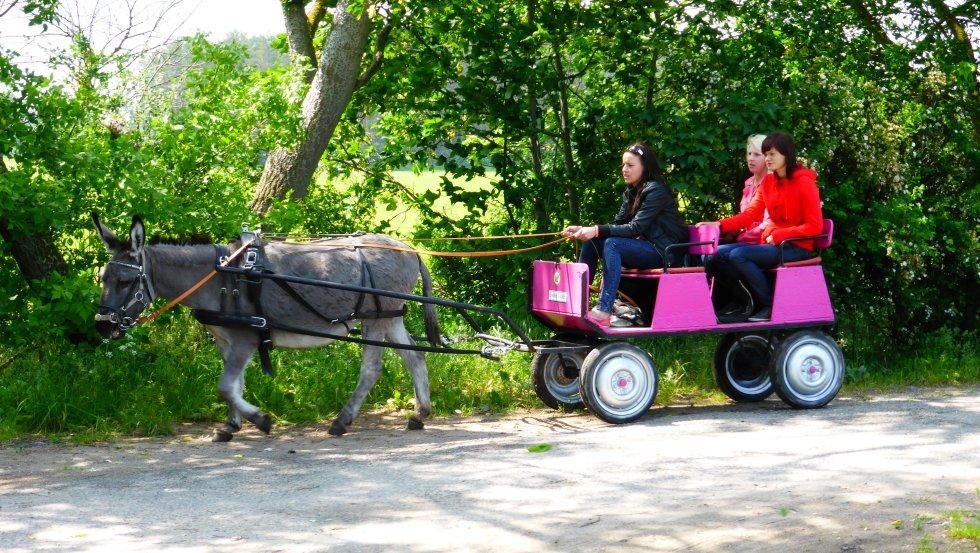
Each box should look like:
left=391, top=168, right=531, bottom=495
left=305, top=235, right=570, bottom=258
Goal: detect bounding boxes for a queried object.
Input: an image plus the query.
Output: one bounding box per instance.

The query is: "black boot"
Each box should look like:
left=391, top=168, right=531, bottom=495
left=716, top=280, right=754, bottom=323
left=748, top=305, right=772, bottom=322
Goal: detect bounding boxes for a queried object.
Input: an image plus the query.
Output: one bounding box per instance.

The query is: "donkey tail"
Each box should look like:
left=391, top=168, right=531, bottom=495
left=418, top=257, right=444, bottom=347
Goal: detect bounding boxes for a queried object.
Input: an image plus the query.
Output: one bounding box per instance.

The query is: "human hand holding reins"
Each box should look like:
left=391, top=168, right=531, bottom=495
left=561, top=225, right=598, bottom=241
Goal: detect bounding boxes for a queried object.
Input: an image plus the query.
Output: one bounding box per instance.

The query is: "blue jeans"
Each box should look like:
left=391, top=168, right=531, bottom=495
left=705, top=242, right=814, bottom=306
left=578, top=237, right=665, bottom=312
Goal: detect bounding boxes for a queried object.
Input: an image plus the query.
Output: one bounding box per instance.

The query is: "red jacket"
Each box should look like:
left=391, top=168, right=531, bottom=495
left=719, top=167, right=823, bottom=250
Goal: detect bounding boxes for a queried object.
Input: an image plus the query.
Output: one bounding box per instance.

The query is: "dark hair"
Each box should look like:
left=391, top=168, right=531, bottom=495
left=624, top=141, right=665, bottom=184
left=624, top=141, right=669, bottom=217
left=761, top=132, right=798, bottom=179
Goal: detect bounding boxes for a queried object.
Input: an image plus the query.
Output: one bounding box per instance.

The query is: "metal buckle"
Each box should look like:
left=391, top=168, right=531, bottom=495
left=243, top=250, right=258, bottom=269
left=251, top=317, right=267, bottom=328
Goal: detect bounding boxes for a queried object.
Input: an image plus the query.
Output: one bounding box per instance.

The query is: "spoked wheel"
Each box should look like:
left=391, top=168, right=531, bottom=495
left=770, top=330, right=845, bottom=409
left=713, top=333, right=776, bottom=402
left=531, top=345, right=589, bottom=411
left=579, top=342, right=658, bottom=424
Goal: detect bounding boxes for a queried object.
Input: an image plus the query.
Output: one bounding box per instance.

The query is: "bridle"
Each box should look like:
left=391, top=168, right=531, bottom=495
left=94, top=250, right=156, bottom=331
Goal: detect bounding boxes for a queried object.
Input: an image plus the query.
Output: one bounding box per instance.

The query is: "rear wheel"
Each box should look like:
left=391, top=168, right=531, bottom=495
left=713, top=334, right=775, bottom=402
left=770, top=330, right=845, bottom=409
left=532, top=347, right=588, bottom=410
left=579, top=342, right=658, bottom=424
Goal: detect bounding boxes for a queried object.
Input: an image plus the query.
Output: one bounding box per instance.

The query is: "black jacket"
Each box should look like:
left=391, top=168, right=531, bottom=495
left=597, top=180, right=688, bottom=254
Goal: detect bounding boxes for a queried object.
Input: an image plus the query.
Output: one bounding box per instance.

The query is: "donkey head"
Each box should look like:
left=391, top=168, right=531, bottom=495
left=92, top=213, right=153, bottom=339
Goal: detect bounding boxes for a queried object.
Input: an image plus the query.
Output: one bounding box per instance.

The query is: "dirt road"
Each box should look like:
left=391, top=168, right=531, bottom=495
left=1, top=386, right=977, bottom=552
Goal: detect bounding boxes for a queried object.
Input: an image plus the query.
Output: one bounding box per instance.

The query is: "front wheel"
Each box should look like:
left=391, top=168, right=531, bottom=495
left=770, top=330, right=845, bottom=409
left=531, top=347, right=588, bottom=410
left=579, top=342, right=658, bottom=424
left=713, top=334, right=775, bottom=402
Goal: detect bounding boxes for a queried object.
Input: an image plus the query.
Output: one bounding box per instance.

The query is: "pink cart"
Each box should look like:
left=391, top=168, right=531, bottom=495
left=528, top=221, right=845, bottom=424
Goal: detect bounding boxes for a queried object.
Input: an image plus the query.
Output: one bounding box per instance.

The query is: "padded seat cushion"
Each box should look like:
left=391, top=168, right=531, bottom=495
left=621, top=266, right=705, bottom=276
left=781, top=256, right=822, bottom=268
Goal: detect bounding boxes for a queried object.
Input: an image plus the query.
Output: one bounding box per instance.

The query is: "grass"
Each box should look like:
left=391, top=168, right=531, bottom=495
left=319, top=169, right=500, bottom=238
left=896, top=509, right=979, bottom=553
left=946, top=509, right=980, bottom=543
left=3, top=305, right=973, bottom=443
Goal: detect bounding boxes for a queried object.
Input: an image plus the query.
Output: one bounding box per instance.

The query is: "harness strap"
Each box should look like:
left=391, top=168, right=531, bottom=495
left=267, top=278, right=407, bottom=324
left=190, top=310, right=480, bottom=355
left=238, top=237, right=275, bottom=377
left=137, top=239, right=254, bottom=325
left=356, top=249, right=384, bottom=319
left=202, top=237, right=415, bottom=377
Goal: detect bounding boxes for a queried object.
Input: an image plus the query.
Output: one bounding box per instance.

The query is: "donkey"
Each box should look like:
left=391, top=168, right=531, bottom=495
left=93, top=214, right=442, bottom=441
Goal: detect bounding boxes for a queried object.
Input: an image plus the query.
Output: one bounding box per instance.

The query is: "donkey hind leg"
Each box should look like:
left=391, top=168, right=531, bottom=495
left=388, top=318, right=432, bottom=431
left=212, top=328, right=271, bottom=442
left=329, top=320, right=389, bottom=436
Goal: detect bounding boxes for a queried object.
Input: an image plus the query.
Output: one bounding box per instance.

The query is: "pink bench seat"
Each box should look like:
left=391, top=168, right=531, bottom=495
left=620, top=225, right=719, bottom=278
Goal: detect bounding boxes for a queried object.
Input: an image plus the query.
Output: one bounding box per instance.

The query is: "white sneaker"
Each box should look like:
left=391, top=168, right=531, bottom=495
left=587, top=307, right=612, bottom=326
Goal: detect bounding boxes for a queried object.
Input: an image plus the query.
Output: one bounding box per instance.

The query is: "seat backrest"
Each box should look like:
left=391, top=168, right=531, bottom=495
left=815, top=219, right=834, bottom=249
left=688, top=224, right=719, bottom=255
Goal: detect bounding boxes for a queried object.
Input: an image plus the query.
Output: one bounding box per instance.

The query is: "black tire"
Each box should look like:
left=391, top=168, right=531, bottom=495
left=713, top=334, right=776, bottom=402
left=579, top=342, right=658, bottom=424
left=769, top=330, right=845, bottom=409
left=531, top=347, right=588, bottom=410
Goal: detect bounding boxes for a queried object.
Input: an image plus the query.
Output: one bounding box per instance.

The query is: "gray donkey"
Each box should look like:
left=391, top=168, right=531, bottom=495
left=93, top=214, right=442, bottom=441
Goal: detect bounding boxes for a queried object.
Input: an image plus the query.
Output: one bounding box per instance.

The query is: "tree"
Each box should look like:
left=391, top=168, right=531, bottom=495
left=1, top=4, right=68, bottom=283
left=250, top=0, right=393, bottom=216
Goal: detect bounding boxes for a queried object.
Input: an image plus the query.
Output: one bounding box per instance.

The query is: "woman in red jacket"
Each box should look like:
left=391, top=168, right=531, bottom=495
left=702, top=132, right=823, bottom=322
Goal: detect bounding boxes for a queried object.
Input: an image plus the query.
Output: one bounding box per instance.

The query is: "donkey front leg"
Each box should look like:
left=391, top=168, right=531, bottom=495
left=209, top=327, right=271, bottom=442
left=388, top=318, right=432, bottom=431
left=213, top=369, right=245, bottom=442
left=329, top=321, right=387, bottom=436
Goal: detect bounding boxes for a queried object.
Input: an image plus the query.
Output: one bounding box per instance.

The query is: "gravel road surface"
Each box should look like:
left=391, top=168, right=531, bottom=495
left=1, top=386, right=977, bottom=552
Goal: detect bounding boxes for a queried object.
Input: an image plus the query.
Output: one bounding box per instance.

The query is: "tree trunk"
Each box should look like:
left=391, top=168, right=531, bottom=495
left=0, top=221, right=68, bottom=282
left=251, top=0, right=372, bottom=216
left=923, top=0, right=979, bottom=145
left=282, top=0, right=318, bottom=83
left=525, top=0, right=548, bottom=232
left=0, top=162, right=67, bottom=282
left=552, top=47, right=580, bottom=221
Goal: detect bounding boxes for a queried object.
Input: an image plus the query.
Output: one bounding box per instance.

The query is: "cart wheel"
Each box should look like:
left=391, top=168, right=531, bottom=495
left=579, top=342, right=658, bottom=424
left=531, top=346, right=588, bottom=410
left=713, top=333, right=775, bottom=402
left=769, top=330, right=845, bottom=409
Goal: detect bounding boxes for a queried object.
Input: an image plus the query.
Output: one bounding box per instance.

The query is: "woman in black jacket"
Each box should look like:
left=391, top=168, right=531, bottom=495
left=562, top=142, right=687, bottom=325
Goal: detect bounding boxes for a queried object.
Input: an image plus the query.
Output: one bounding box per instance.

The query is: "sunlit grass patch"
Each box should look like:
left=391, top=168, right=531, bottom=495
left=316, top=169, right=500, bottom=237
left=946, top=509, right=979, bottom=544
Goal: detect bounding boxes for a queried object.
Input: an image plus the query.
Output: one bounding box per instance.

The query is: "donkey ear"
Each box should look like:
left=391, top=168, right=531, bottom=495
left=92, top=212, right=121, bottom=251
left=129, top=215, right=145, bottom=254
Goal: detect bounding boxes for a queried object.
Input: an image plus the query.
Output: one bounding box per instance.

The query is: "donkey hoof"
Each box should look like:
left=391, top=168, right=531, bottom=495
left=212, top=428, right=235, bottom=442
left=407, top=417, right=425, bottom=431
left=328, top=420, right=347, bottom=436
left=248, top=413, right=272, bottom=434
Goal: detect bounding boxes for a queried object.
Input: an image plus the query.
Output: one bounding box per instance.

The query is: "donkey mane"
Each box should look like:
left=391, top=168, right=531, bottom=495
left=147, top=242, right=217, bottom=268
left=149, top=234, right=217, bottom=246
